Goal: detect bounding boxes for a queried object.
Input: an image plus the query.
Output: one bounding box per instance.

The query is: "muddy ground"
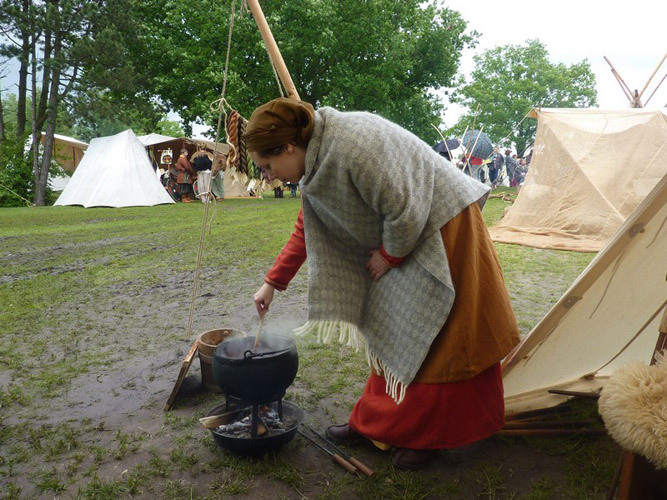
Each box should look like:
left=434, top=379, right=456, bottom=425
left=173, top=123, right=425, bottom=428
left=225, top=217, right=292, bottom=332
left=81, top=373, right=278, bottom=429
left=1, top=203, right=621, bottom=500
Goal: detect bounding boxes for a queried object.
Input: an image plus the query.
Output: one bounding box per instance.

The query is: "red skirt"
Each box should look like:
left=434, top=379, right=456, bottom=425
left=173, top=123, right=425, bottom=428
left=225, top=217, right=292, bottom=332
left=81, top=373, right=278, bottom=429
left=348, top=363, right=505, bottom=450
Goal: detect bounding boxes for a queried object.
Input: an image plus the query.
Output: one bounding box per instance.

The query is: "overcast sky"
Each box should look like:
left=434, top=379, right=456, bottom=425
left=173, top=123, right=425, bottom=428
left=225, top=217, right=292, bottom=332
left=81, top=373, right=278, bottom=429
left=440, top=0, right=667, bottom=126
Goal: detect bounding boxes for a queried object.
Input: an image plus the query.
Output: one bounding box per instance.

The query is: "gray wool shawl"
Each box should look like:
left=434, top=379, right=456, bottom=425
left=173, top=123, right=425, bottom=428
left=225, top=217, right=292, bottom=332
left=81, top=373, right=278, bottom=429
left=294, top=107, right=489, bottom=403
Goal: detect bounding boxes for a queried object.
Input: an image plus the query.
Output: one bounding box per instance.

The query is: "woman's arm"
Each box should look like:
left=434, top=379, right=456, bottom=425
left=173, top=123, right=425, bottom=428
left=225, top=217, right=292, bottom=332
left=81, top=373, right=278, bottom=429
left=253, top=208, right=307, bottom=315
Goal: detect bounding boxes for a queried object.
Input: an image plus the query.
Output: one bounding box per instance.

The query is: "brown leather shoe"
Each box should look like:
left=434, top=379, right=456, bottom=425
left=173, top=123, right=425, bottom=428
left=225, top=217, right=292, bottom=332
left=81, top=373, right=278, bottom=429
left=390, top=448, right=437, bottom=470
left=325, top=423, right=364, bottom=444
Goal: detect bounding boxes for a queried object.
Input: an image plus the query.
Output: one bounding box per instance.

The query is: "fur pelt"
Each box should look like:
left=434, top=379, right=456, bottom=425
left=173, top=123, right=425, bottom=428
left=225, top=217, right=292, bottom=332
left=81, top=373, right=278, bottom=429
left=598, top=352, right=667, bottom=470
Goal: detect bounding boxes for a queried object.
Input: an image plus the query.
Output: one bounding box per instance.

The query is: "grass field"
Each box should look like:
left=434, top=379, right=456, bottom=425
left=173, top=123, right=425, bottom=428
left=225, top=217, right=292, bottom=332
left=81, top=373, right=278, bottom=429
left=0, top=193, right=621, bottom=500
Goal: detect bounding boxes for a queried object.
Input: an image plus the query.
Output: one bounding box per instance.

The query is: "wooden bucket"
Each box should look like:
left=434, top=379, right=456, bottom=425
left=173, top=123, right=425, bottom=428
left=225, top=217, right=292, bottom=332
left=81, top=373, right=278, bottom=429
left=197, top=328, right=245, bottom=391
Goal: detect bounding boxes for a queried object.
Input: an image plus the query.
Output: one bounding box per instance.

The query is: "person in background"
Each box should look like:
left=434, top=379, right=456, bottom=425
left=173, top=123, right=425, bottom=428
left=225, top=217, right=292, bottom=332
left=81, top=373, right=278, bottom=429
left=517, top=158, right=528, bottom=185
left=246, top=97, right=520, bottom=470
left=174, top=148, right=196, bottom=203
left=504, top=149, right=519, bottom=187
left=191, top=147, right=224, bottom=201
left=489, top=147, right=503, bottom=188
left=286, top=182, right=298, bottom=197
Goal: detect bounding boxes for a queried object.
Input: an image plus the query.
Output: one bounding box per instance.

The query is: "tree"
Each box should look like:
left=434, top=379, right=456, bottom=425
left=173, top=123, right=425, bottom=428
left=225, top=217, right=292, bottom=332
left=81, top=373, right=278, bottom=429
left=0, top=0, right=166, bottom=205
left=452, top=39, right=597, bottom=156
left=132, top=0, right=476, bottom=142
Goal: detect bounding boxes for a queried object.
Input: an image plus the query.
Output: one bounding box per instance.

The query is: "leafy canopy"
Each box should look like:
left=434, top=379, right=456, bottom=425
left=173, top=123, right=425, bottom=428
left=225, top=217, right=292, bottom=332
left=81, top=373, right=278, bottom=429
left=132, top=0, right=476, bottom=142
left=452, top=39, right=597, bottom=155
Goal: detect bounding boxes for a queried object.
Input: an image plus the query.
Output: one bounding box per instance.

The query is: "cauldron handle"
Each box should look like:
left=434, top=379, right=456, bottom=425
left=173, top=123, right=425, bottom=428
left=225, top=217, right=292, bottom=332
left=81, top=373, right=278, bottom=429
left=243, top=348, right=292, bottom=359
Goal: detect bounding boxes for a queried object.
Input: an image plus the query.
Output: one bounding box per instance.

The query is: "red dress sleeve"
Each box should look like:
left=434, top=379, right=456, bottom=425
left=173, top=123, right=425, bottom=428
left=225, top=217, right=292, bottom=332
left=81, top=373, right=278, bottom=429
left=380, top=244, right=406, bottom=268
left=265, top=208, right=307, bottom=291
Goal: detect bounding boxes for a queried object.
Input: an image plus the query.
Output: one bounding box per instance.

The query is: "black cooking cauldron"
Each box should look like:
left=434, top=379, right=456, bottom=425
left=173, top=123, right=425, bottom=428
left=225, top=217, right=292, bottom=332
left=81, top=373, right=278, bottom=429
left=212, top=334, right=298, bottom=402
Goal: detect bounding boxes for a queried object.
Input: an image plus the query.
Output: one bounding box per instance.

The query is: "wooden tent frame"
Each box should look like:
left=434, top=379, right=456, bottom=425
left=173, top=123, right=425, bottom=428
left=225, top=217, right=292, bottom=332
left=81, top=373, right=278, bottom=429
left=604, top=53, right=667, bottom=108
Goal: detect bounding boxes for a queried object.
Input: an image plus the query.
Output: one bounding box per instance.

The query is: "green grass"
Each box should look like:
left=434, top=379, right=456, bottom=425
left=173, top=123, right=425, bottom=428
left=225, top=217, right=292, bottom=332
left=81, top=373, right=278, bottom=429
left=0, top=194, right=615, bottom=499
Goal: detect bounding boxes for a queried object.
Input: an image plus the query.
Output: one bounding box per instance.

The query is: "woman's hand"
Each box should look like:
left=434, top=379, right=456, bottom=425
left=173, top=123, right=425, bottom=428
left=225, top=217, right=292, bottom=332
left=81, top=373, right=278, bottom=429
left=253, top=283, right=275, bottom=316
left=365, top=249, right=390, bottom=281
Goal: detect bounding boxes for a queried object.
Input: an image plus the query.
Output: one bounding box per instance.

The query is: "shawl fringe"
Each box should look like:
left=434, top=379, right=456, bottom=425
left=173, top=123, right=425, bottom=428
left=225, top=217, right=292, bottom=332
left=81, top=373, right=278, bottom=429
left=293, top=320, right=407, bottom=404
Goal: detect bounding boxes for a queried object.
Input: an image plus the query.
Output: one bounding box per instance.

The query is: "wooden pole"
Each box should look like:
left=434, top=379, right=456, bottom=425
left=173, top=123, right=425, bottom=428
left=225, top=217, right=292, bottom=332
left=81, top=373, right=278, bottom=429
left=637, top=52, right=667, bottom=99
left=430, top=124, right=454, bottom=161
left=245, top=0, right=300, bottom=101
left=643, top=72, right=667, bottom=107
left=604, top=56, right=634, bottom=104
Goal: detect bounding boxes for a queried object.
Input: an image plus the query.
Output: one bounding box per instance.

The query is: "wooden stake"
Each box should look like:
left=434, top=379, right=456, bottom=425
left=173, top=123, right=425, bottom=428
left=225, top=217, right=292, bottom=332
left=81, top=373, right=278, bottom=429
left=246, top=0, right=300, bottom=100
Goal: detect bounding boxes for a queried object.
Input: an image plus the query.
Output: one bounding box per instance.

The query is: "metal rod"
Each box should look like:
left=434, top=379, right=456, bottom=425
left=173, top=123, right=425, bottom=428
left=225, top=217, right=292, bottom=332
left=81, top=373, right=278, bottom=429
left=303, top=424, right=374, bottom=477
left=296, top=429, right=358, bottom=475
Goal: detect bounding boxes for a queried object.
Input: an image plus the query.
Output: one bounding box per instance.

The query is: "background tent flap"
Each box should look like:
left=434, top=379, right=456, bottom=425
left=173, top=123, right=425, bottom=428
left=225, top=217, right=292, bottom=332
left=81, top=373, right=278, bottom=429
left=489, top=108, right=667, bottom=252
left=54, top=129, right=175, bottom=208
left=502, top=172, right=667, bottom=415
left=41, top=132, right=88, bottom=172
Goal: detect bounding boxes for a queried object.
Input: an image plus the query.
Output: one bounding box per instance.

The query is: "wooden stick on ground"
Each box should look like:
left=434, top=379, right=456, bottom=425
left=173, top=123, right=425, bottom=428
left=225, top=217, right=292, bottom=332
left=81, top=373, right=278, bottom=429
left=164, top=339, right=198, bottom=411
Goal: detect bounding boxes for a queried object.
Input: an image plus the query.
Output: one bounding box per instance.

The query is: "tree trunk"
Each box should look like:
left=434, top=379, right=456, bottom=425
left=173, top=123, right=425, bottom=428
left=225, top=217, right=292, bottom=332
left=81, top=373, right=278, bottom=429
left=0, top=84, right=5, bottom=142
left=37, top=22, right=53, bottom=131
left=16, top=0, right=31, bottom=138
left=31, top=32, right=41, bottom=188
left=34, top=6, right=62, bottom=206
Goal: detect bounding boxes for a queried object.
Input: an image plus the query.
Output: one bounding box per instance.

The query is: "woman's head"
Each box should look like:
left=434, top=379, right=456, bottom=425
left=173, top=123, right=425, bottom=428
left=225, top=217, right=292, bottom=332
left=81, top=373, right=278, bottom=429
left=243, top=98, right=314, bottom=183
left=243, top=98, right=314, bottom=152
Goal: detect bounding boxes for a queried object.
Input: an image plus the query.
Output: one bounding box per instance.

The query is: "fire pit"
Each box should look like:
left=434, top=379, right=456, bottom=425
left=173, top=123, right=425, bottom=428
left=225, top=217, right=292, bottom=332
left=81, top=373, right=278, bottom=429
left=207, top=333, right=303, bottom=454
left=207, top=400, right=304, bottom=454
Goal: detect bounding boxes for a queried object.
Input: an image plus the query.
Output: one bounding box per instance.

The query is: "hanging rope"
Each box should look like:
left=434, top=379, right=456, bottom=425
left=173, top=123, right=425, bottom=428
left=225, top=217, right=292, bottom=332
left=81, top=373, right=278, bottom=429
left=212, top=0, right=238, bottom=153
left=270, top=60, right=285, bottom=97
left=184, top=0, right=240, bottom=342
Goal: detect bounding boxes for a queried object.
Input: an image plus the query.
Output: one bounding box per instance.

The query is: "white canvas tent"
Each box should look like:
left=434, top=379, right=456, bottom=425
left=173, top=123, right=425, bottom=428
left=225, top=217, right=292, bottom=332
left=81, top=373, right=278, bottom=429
left=54, top=129, right=175, bottom=208
left=502, top=172, right=667, bottom=415
left=489, top=109, right=667, bottom=252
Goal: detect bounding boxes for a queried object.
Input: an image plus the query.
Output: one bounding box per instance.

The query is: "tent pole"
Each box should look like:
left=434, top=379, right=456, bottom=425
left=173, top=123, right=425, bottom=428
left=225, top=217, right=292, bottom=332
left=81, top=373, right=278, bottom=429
left=246, top=0, right=300, bottom=101
left=643, top=72, right=667, bottom=106
left=604, top=56, right=634, bottom=104
left=637, top=52, right=667, bottom=99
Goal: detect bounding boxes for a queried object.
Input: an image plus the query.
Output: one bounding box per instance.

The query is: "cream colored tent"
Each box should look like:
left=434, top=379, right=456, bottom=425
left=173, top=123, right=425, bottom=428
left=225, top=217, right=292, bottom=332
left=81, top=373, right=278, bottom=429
left=489, top=108, right=667, bottom=252
left=41, top=132, right=88, bottom=172
left=223, top=174, right=253, bottom=198
left=502, top=172, right=667, bottom=415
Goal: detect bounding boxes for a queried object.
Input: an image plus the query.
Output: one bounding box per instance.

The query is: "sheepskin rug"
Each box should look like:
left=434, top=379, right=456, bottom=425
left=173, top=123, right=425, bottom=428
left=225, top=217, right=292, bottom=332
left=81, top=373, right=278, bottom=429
left=598, top=354, right=667, bottom=470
